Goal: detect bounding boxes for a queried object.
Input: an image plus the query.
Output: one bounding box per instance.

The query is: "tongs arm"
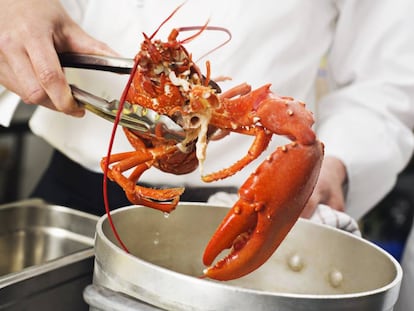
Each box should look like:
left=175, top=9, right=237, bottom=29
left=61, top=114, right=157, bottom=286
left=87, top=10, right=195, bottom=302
left=70, top=85, right=185, bottom=142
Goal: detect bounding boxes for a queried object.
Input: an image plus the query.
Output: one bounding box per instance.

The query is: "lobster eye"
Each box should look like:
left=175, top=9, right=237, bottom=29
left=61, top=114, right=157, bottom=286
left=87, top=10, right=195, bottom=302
left=190, top=115, right=200, bottom=126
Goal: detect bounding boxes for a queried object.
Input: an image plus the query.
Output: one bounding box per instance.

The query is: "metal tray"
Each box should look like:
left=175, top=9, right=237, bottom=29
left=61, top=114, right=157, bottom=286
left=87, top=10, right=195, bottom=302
left=0, top=199, right=99, bottom=310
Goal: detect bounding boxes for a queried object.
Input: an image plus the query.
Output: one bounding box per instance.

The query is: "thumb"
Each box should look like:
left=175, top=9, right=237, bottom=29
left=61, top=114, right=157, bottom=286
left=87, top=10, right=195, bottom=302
left=58, top=23, right=120, bottom=57
left=301, top=193, right=320, bottom=219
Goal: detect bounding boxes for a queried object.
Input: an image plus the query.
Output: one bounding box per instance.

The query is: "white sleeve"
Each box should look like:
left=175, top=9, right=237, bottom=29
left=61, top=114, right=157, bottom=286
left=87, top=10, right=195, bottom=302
left=0, top=86, right=20, bottom=127
left=317, top=0, right=414, bottom=219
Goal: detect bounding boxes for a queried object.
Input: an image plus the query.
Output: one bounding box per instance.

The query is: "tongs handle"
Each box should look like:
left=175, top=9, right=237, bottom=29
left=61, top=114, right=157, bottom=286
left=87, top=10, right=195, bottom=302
left=59, top=53, right=134, bottom=74
left=59, top=52, right=221, bottom=92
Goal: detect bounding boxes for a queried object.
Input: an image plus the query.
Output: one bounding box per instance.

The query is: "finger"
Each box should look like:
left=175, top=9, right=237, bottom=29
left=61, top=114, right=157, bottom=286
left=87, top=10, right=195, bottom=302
left=1, top=55, right=59, bottom=114
left=0, top=58, right=67, bottom=113
left=8, top=52, right=52, bottom=105
left=27, top=38, right=84, bottom=117
left=0, top=54, right=21, bottom=94
left=0, top=39, right=49, bottom=102
left=325, top=195, right=346, bottom=213
left=301, top=193, right=320, bottom=218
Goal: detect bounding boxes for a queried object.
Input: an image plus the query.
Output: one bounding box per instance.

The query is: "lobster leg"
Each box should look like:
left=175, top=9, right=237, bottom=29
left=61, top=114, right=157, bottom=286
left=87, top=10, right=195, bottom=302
left=203, top=140, right=324, bottom=280
left=202, top=127, right=272, bottom=182
left=200, top=84, right=275, bottom=183
left=101, top=149, right=184, bottom=213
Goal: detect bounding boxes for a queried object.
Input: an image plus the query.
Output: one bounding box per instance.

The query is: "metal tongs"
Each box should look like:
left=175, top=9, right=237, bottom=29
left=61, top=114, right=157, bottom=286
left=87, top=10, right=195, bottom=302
left=59, top=53, right=185, bottom=142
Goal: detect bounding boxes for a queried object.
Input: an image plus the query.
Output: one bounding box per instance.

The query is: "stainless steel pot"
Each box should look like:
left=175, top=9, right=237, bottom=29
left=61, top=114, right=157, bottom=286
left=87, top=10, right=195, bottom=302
left=91, top=203, right=402, bottom=311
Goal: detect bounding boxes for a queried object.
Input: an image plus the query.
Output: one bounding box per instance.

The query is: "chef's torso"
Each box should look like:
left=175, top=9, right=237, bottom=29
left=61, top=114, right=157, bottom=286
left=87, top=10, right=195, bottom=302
left=31, top=0, right=336, bottom=187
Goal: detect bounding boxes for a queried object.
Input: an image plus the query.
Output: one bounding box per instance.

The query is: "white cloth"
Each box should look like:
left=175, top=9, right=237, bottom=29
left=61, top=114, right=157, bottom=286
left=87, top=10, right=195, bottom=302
left=0, top=86, right=20, bottom=127
left=1, top=2, right=414, bottom=307
left=310, top=204, right=361, bottom=236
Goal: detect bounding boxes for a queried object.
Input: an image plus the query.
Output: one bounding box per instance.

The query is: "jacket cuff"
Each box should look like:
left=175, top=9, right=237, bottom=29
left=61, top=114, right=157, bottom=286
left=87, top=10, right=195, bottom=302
left=0, top=88, right=21, bottom=127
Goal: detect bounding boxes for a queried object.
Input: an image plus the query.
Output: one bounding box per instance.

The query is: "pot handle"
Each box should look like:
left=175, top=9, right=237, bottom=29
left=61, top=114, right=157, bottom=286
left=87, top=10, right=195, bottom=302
left=83, top=284, right=162, bottom=311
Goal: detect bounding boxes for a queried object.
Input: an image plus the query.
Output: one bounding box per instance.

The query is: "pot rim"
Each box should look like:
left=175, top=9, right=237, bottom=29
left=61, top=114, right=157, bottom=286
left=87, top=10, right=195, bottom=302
left=95, top=203, right=403, bottom=300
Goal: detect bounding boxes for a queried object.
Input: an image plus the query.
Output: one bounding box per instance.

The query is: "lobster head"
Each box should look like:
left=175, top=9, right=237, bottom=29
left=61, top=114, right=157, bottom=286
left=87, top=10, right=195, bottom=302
left=123, top=30, right=223, bottom=176
left=127, top=32, right=207, bottom=117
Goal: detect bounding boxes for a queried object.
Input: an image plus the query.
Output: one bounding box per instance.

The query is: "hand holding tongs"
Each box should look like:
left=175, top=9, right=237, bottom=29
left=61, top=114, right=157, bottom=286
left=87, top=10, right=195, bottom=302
left=59, top=53, right=185, bottom=142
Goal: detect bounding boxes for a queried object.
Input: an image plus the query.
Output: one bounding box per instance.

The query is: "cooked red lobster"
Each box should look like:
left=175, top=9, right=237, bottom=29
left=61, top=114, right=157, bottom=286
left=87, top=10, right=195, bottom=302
left=101, top=6, right=324, bottom=281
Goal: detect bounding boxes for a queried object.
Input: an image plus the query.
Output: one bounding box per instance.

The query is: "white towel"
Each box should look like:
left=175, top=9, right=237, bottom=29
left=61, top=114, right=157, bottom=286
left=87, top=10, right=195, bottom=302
left=310, top=204, right=361, bottom=236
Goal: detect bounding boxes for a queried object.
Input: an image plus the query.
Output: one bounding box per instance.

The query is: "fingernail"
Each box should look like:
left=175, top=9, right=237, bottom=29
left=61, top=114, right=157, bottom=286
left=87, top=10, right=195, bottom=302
left=66, top=107, right=85, bottom=118
left=72, top=109, right=86, bottom=118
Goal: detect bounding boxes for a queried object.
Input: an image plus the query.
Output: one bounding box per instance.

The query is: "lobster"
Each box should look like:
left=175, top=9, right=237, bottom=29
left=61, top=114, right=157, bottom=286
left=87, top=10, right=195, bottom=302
left=101, top=5, right=324, bottom=281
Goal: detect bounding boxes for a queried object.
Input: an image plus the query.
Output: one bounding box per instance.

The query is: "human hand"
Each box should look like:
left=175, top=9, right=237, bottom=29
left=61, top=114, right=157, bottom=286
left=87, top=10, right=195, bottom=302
left=0, top=0, right=118, bottom=116
left=301, top=156, right=348, bottom=218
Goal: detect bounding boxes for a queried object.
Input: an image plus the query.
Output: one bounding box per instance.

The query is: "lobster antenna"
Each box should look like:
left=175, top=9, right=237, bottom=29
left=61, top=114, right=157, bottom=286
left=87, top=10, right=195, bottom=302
left=149, top=2, right=186, bottom=40
left=178, top=20, right=210, bottom=44
left=179, top=25, right=232, bottom=61
left=148, top=3, right=232, bottom=60
left=101, top=56, right=141, bottom=253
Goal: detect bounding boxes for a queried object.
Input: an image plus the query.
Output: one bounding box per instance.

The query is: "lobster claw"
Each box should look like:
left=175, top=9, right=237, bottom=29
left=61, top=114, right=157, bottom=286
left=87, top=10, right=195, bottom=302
left=203, top=140, right=324, bottom=281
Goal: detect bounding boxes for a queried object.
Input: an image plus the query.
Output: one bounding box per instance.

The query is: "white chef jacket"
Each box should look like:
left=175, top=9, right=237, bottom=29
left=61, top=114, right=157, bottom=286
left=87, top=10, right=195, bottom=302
left=1, top=0, right=414, bottom=221
left=1, top=1, right=414, bottom=308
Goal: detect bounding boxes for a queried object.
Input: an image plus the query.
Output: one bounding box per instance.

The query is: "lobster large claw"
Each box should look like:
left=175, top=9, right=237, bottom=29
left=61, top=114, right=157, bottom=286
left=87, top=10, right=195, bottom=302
left=202, top=140, right=324, bottom=281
